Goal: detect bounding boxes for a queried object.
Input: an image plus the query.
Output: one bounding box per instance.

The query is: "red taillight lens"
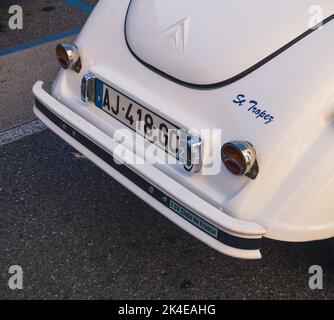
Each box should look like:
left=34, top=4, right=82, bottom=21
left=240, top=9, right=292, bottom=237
left=56, top=44, right=81, bottom=72
left=221, top=144, right=246, bottom=175
left=56, top=44, right=71, bottom=69
left=221, top=141, right=259, bottom=179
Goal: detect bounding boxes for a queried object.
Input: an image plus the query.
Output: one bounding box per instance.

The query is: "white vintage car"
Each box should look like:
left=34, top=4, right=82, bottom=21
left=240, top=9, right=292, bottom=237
left=32, top=0, right=334, bottom=259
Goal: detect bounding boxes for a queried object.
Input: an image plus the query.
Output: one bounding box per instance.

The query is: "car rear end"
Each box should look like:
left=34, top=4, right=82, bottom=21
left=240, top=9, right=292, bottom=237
left=33, top=0, right=334, bottom=259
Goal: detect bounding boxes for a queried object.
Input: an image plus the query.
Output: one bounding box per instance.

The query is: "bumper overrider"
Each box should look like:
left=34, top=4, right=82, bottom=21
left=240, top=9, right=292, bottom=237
left=33, top=81, right=266, bottom=259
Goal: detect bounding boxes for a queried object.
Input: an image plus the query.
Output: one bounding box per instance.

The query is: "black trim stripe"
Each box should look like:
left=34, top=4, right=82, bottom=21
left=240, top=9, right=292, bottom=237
left=35, top=99, right=262, bottom=251
left=124, top=0, right=334, bottom=90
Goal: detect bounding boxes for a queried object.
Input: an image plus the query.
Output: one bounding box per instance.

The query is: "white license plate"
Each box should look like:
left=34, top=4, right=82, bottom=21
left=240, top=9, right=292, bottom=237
left=95, top=79, right=180, bottom=158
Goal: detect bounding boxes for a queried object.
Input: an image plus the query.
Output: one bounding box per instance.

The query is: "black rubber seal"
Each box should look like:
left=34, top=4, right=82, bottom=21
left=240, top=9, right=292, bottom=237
left=35, top=98, right=262, bottom=251
left=124, top=0, right=334, bottom=90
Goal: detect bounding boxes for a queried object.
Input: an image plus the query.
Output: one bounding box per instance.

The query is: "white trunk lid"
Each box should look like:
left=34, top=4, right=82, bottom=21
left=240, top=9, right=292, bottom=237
left=125, top=0, right=334, bottom=85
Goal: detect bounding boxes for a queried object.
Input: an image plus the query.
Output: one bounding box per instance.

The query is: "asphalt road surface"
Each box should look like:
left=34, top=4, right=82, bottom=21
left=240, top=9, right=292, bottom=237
left=1, top=0, right=334, bottom=300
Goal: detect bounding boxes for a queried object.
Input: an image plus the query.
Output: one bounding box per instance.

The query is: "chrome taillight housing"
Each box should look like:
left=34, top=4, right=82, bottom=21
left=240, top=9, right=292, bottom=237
left=221, top=141, right=259, bottom=179
left=56, top=44, right=81, bottom=73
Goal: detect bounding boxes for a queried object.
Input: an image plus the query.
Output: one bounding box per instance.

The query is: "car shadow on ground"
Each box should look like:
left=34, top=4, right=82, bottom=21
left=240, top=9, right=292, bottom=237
left=1, top=130, right=334, bottom=300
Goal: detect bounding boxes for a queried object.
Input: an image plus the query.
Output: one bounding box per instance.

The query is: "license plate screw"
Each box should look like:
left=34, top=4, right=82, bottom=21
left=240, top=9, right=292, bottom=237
left=149, top=186, right=154, bottom=194
left=162, top=196, right=168, bottom=203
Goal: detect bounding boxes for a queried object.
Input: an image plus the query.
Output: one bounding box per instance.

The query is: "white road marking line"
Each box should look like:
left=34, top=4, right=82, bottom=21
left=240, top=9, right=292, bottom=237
left=0, top=120, right=47, bottom=146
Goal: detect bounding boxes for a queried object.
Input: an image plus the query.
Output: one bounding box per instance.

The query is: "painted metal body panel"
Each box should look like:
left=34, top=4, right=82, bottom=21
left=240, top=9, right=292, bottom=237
left=126, top=0, right=334, bottom=85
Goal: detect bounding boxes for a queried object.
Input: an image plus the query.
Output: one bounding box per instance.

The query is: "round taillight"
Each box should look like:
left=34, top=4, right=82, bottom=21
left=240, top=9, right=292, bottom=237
left=56, top=44, right=81, bottom=72
left=221, top=141, right=259, bottom=179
